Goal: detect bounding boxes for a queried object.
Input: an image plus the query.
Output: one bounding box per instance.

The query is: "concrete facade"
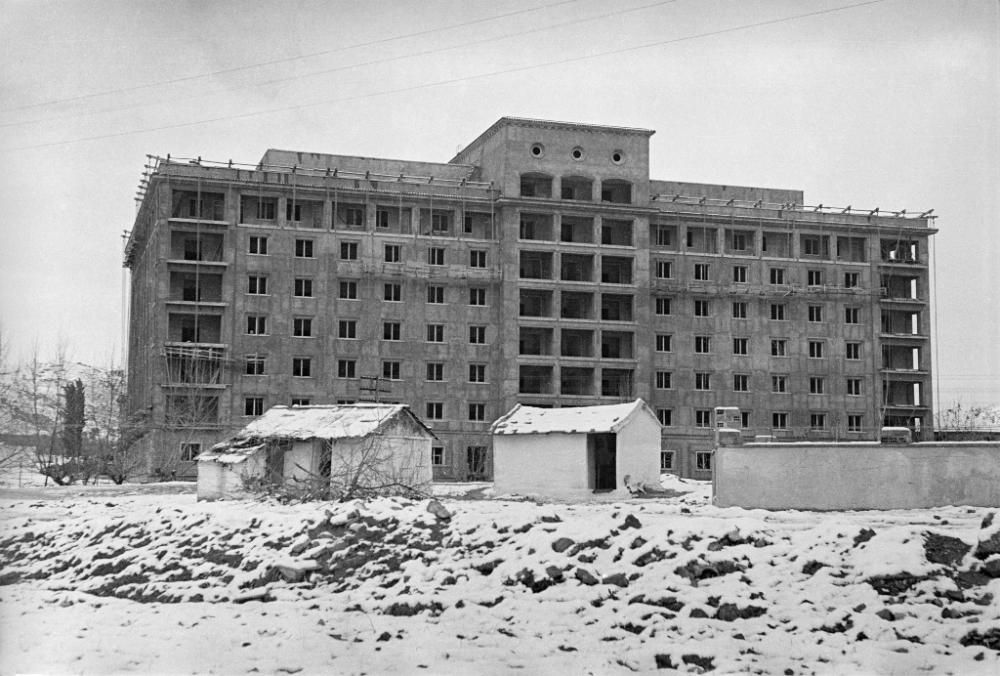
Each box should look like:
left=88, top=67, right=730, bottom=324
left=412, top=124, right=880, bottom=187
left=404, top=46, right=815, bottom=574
left=714, top=442, right=1000, bottom=509
left=125, top=116, right=937, bottom=480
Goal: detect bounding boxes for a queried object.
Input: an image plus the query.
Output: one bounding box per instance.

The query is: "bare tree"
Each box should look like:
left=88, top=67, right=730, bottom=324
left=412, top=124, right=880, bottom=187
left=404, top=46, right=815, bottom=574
left=82, top=360, right=147, bottom=484
left=936, top=402, right=1000, bottom=438
left=0, top=341, right=75, bottom=484
left=326, top=431, right=429, bottom=500
left=247, top=415, right=430, bottom=503
left=0, top=323, right=22, bottom=474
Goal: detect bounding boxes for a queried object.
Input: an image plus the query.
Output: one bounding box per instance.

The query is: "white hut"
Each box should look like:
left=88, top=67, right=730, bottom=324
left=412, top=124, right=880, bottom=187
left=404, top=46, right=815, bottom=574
left=197, top=404, right=436, bottom=501
left=491, top=399, right=662, bottom=499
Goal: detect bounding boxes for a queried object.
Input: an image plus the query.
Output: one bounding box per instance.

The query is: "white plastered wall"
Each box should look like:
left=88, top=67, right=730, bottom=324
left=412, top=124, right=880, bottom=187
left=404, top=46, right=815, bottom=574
left=283, top=440, right=316, bottom=482
left=197, top=452, right=265, bottom=501
left=714, top=442, right=1000, bottom=509
left=494, top=432, right=590, bottom=498
left=615, top=411, right=662, bottom=491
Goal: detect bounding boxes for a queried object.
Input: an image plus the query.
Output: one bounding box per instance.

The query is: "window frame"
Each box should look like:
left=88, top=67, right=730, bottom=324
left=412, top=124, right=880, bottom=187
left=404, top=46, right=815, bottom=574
left=244, top=397, right=264, bottom=416
left=427, top=324, right=445, bottom=343
left=847, top=377, right=863, bottom=396
left=247, top=275, right=268, bottom=295
left=338, top=280, right=358, bottom=299
left=245, top=354, right=266, bottom=376
left=338, top=319, right=357, bottom=339
left=426, top=362, right=444, bottom=381
left=339, top=241, right=359, bottom=260
left=808, top=340, right=825, bottom=359
left=384, top=283, right=402, bottom=302
left=180, top=442, right=201, bottom=462
left=427, top=247, right=445, bottom=266
left=246, top=315, right=267, bottom=335
left=337, top=359, right=357, bottom=379
left=294, top=238, right=314, bottom=258
left=383, top=321, right=401, bottom=341
left=809, top=376, right=825, bottom=394
left=292, top=357, right=312, bottom=378
left=293, top=277, right=314, bottom=298
left=248, top=236, right=268, bottom=255
left=292, top=317, right=313, bottom=338
left=469, top=287, right=487, bottom=306
left=426, top=285, right=445, bottom=304
left=382, top=361, right=401, bottom=380
left=733, top=373, right=749, bottom=392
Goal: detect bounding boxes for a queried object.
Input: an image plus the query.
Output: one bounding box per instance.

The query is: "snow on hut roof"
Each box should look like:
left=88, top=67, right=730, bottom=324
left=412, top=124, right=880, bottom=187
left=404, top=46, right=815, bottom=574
left=199, top=442, right=265, bottom=464
left=491, top=399, right=657, bottom=435
left=233, top=404, right=435, bottom=441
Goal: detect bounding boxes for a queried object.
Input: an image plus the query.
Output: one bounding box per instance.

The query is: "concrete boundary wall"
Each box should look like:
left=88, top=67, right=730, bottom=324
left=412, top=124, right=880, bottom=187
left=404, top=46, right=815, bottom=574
left=714, top=442, right=1000, bottom=510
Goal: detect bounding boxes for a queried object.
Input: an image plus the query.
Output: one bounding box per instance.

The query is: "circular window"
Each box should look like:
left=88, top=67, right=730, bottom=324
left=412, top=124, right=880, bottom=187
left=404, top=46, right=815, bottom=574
left=530, top=143, right=545, bottom=158
left=571, top=146, right=584, bottom=161
left=611, top=150, right=625, bottom=164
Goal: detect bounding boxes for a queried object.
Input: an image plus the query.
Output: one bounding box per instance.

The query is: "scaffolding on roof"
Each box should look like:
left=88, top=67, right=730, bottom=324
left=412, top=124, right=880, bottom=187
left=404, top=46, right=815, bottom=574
left=650, top=193, right=935, bottom=221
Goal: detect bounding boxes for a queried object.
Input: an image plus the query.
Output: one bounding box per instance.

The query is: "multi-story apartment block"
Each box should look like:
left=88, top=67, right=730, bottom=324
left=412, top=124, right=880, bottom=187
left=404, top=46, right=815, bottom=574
left=124, top=117, right=936, bottom=480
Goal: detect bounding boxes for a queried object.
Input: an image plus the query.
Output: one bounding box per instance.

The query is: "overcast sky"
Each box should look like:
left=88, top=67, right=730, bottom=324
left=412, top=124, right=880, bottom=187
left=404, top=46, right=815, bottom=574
left=0, top=0, right=997, bottom=408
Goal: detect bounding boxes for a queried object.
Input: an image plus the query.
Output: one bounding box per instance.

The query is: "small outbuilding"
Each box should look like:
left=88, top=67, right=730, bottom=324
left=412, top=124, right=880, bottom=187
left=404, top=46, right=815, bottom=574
left=197, top=404, right=436, bottom=501
left=491, top=399, right=662, bottom=499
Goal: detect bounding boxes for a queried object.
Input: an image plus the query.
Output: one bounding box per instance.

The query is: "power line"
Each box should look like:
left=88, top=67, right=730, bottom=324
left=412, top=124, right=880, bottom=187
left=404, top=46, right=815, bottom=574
left=0, top=0, right=677, bottom=130
left=0, top=0, right=580, bottom=115
left=0, top=0, right=887, bottom=153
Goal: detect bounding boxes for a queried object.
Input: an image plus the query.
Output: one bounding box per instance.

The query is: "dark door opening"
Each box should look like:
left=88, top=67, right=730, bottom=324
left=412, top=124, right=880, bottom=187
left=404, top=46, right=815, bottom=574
left=265, top=440, right=289, bottom=485
left=590, top=433, right=617, bottom=491
left=466, top=445, right=488, bottom=481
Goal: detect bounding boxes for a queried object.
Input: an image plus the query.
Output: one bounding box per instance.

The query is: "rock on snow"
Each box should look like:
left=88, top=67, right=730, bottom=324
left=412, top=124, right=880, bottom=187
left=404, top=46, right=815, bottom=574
left=0, top=492, right=998, bottom=675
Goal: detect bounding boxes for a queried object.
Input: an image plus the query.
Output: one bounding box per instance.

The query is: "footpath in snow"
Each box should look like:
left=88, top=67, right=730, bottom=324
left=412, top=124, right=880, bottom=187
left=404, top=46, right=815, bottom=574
left=1, top=479, right=999, bottom=675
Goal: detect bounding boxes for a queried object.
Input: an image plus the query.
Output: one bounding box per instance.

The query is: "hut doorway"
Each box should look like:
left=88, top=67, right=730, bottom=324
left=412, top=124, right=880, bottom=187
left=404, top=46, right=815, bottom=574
left=265, top=440, right=290, bottom=484
left=589, top=433, right=617, bottom=491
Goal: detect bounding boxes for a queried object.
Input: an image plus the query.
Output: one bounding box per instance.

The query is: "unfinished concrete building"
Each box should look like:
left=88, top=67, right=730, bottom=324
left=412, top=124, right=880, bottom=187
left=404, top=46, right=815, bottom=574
left=124, top=117, right=937, bottom=479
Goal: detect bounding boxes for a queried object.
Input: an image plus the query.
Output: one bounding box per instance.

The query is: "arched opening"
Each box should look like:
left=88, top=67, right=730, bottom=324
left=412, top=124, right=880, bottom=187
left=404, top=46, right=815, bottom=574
left=561, top=175, right=593, bottom=201
left=519, top=172, right=552, bottom=198
left=601, top=179, right=632, bottom=204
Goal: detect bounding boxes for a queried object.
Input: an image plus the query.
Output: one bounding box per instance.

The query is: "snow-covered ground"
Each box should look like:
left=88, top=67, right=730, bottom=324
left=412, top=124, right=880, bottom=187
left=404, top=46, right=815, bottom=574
left=1, top=480, right=998, bottom=675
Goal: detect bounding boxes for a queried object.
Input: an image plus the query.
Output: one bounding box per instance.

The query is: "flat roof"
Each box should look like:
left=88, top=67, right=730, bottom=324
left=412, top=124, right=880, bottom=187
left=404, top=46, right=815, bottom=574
left=452, top=116, right=655, bottom=163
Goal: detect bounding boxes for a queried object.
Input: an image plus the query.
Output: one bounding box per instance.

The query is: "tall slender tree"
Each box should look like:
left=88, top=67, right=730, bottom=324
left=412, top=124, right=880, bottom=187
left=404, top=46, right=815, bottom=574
left=61, top=379, right=85, bottom=462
